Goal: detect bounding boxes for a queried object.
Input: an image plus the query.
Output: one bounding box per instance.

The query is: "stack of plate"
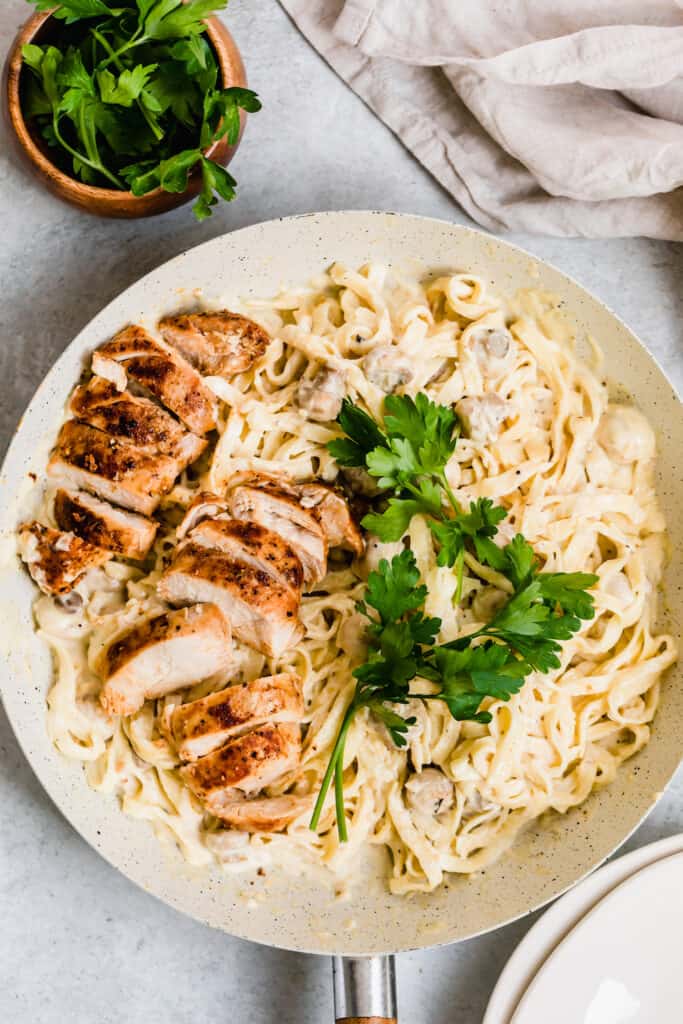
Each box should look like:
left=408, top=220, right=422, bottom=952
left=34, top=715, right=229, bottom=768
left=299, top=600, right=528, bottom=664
left=484, top=834, right=683, bottom=1023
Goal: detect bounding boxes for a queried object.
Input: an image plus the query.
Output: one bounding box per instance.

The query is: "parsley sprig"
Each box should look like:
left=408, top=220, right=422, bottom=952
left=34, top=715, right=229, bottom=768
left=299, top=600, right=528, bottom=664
left=330, top=396, right=512, bottom=599
left=21, top=1, right=260, bottom=220
left=310, top=549, right=598, bottom=841
left=312, top=394, right=599, bottom=841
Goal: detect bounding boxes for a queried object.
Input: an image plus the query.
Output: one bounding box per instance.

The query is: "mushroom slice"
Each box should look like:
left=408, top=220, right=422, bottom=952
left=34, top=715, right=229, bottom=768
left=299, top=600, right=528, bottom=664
left=70, top=376, right=206, bottom=467
left=158, top=310, right=270, bottom=378
left=297, top=483, right=364, bottom=557
left=18, top=521, right=110, bottom=595
left=54, top=488, right=158, bottom=560
left=48, top=420, right=179, bottom=516
left=211, top=794, right=312, bottom=832
left=176, top=491, right=230, bottom=539
left=296, top=367, right=346, bottom=422
left=158, top=543, right=303, bottom=658
left=92, top=325, right=217, bottom=435
left=405, top=767, right=454, bottom=818
left=181, top=723, right=302, bottom=805
left=227, top=473, right=327, bottom=586
left=171, top=672, right=304, bottom=761
left=97, top=604, right=232, bottom=717
left=362, top=344, right=413, bottom=393
left=189, top=518, right=304, bottom=594
left=455, top=394, right=509, bottom=445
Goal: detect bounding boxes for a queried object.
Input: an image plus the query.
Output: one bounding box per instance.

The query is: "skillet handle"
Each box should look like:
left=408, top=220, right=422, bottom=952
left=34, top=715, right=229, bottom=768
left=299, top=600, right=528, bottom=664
left=332, top=955, right=397, bottom=1023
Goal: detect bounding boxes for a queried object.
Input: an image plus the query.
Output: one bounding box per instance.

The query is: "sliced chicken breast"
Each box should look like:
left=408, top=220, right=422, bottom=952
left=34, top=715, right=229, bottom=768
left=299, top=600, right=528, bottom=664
left=54, top=488, right=157, bottom=560
left=70, top=376, right=206, bottom=467
left=297, top=483, right=364, bottom=556
left=98, top=604, right=232, bottom=716
left=176, top=491, right=230, bottom=539
left=92, top=325, right=217, bottom=435
left=171, top=672, right=304, bottom=761
left=48, top=420, right=179, bottom=516
left=18, top=521, right=110, bottom=595
left=159, top=543, right=302, bottom=657
left=159, top=310, right=270, bottom=378
left=227, top=473, right=327, bottom=585
left=189, top=518, right=304, bottom=594
left=211, top=794, right=311, bottom=832
left=181, top=723, right=302, bottom=807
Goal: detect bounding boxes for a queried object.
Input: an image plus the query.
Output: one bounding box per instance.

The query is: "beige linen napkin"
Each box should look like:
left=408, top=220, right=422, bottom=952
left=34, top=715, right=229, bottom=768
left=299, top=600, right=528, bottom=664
left=279, top=0, right=683, bottom=238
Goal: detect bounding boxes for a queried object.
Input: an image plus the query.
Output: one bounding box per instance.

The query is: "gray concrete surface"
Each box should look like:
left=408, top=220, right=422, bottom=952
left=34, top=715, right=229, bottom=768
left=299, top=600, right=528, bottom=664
left=1, top=1, right=682, bottom=1022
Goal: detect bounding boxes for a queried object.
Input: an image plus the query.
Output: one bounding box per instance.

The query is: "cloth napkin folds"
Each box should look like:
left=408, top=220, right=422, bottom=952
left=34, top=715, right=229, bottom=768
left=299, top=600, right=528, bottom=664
left=279, top=0, right=683, bottom=238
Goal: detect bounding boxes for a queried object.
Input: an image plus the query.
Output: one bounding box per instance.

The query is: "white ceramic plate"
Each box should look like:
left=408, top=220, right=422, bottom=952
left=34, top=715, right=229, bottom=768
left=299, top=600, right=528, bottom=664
left=509, top=849, right=683, bottom=1023
left=484, top=833, right=683, bottom=1024
left=1, top=212, right=681, bottom=957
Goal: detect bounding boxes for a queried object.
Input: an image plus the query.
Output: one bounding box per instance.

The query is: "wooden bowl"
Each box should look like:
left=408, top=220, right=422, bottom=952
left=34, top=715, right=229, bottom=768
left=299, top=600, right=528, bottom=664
left=3, top=11, right=248, bottom=218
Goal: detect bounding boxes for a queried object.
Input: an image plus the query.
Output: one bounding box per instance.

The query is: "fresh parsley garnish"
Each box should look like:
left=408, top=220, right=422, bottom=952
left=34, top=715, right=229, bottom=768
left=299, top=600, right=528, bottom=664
left=310, top=549, right=597, bottom=842
left=22, top=1, right=260, bottom=220
left=313, top=395, right=600, bottom=841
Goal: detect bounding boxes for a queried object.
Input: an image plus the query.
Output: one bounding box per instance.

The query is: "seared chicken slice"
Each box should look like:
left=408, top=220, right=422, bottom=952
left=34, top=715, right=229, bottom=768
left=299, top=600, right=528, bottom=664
left=189, top=518, right=304, bottom=594
left=211, top=794, right=311, bottom=832
left=181, top=723, right=301, bottom=808
left=70, top=377, right=206, bottom=467
left=48, top=420, right=179, bottom=516
left=297, top=483, right=364, bottom=557
left=227, top=473, right=327, bottom=585
left=158, top=310, right=269, bottom=378
left=171, top=672, right=304, bottom=761
left=98, top=604, right=232, bottom=716
left=18, top=521, right=110, bottom=595
left=159, top=543, right=303, bottom=657
left=177, top=491, right=230, bottom=539
left=54, top=488, right=157, bottom=560
left=92, top=325, right=217, bottom=435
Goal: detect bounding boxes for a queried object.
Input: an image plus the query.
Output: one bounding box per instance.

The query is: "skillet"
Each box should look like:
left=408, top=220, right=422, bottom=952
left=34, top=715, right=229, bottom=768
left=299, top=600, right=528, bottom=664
left=1, top=211, right=681, bottom=1021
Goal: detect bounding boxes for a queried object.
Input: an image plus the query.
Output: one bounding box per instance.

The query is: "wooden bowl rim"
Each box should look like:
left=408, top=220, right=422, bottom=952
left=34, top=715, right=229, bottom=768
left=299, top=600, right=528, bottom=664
left=5, top=10, right=244, bottom=206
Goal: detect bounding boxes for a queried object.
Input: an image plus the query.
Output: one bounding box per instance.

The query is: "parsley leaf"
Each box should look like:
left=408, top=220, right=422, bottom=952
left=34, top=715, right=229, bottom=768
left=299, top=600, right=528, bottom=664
left=34, top=0, right=120, bottom=24
left=327, top=398, right=388, bottom=467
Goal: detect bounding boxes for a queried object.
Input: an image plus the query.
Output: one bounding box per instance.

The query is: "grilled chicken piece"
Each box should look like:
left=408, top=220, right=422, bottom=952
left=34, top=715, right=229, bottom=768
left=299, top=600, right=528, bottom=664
left=18, top=521, right=110, bottom=595
left=211, top=794, right=311, bottom=832
left=158, top=310, right=269, bottom=378
left=54, top=488, right=157, bottom=560
left=159, top=543, right=303, bottom=657
left=177, top=491, right=230, bottom=539
left=98, top=604, right=232, bottom=716
left=92, top=325, right=217, bottom=435
left=189, top=518, right=304, bottom=594
left=181, top=723, right=301, bottom=808
left=171, top=672, right=304, bottom=761
left=297, top=483, right=364, bottom=557
left=227, top=474, right=327, bottom=585
left=70, top=377, right=206, bottom=467
left=296, top=367, right=346, bottom=422
left=48, top=420, right=179, bottom=516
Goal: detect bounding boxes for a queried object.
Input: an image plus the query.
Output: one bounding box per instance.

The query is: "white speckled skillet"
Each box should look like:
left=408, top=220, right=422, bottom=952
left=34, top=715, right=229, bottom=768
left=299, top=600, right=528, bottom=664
left=1, top=212, right=681, bottom=1023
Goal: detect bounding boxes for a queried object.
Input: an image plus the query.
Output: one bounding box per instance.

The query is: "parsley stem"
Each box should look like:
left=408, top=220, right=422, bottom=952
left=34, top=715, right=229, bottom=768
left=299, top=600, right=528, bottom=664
left=96, top=29, right=148, bottom=71
left=51, top=113, right=123, bottom=189
left=439, top=470, right=462, bottom=516
left=309, top=700, right=356, bottom=838
left=334, top=758, right=348, bottom=843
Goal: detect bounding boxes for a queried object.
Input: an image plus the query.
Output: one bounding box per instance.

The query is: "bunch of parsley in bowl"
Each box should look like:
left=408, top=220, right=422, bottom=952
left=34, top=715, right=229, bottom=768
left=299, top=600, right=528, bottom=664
left=17, top=0, right=260, bottom=219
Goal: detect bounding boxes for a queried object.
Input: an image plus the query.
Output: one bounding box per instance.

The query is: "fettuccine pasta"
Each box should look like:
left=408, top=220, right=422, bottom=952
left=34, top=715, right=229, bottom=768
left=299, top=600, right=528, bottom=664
left=32, top=263, right=676, bottom=894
